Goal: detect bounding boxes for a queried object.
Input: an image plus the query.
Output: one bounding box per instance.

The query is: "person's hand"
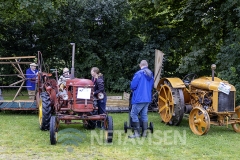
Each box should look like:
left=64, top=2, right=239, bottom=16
left=30, top=78, right=36, bottom=82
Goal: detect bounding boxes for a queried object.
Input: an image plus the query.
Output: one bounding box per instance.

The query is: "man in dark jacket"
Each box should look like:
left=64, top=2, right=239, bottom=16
left=26, top=63, right=38, bottom=100
left=129, top=60, right=154, bottom=138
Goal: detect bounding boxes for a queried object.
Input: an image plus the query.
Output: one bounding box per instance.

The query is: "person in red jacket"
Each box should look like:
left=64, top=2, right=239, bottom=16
left=129, top=60, right=154, bottom=138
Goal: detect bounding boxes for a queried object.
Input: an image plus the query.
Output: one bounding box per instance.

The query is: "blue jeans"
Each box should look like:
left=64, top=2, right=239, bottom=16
left=97, top=96, right=107, bottom=127
left=130, top=103, right=149, bottom=123
left=97, top=96, right=107, bottom=114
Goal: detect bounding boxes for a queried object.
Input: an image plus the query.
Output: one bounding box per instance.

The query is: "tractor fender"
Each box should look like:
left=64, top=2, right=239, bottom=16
left=157, top=77, right=186, bottom=91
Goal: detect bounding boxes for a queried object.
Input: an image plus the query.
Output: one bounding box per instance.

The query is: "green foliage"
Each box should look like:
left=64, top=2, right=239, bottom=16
left=1, top=0, right=240, bottom=102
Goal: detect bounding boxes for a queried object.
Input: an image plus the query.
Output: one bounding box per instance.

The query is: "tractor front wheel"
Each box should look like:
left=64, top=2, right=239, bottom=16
left=50, top=116, right=58, bottom=145
left=189, top=107, right=210, bottom=135
left=104, top=115, right=113, bottom=143
left=232, top=106, right=240, bottom=132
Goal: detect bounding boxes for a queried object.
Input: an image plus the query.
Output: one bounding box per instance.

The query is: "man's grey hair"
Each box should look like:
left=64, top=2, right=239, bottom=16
left=139, top=60, right=148, bottom=67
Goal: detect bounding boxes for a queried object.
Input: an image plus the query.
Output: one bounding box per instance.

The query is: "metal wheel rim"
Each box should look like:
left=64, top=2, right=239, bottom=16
left=189, top=107, right=210, bottom=135
left=105, top=120, right=108, bottom=140
left=38, top=98, right=43, bottom=125
left=158, top=84, right=174, bottom=123
left=232, top=106, right=240, bottom=132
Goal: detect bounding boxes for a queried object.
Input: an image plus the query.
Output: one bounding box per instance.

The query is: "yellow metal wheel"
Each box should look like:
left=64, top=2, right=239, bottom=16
left=158, top=84, right=174, bottom=123
left=189, top=107, right=210, bottom=135
left=38, top=98, right=43, bottom=126
left=232, top=106, right=240, bottom=132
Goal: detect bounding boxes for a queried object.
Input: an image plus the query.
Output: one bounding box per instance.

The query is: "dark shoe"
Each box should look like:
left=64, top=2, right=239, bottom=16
left=96, top=121, right=104, bottom=130
left=97, top=121, right=102, bottom=128
left=128, top=122, right=140, bottom=138
left=141, top=122, right=148, bottom=137
left=96, top=126, right=104, bottom=130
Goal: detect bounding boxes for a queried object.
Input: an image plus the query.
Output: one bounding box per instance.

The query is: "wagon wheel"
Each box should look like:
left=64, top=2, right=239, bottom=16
left=39, top=92, right=51, bottom=130
left=189, top=107, right=210, bottom=135
left=149, top=122, right=154, bottom=133
left=231, top=106, right=240, bottom=132
left=104, top=115, right=113, bottom=143
left=158, top=82, right=184, bottom=125
left=50, top=116, right=59, bottom=145
left=124, top=121, right=128, bottom=133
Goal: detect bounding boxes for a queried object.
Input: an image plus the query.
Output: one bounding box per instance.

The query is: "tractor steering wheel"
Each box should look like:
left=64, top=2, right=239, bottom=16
left=182, top=73, right=198, bottom=86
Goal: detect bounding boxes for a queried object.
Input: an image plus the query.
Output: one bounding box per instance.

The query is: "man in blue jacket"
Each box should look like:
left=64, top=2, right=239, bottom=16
left=26, top=63, right=38, bottom=100
left=129, top=60, right=154, bottom=138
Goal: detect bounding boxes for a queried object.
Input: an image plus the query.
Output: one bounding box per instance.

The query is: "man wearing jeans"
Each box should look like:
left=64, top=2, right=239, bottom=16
left=26, top=63, right=38, bottom=100
left=129, top=60, right=154, bottom=138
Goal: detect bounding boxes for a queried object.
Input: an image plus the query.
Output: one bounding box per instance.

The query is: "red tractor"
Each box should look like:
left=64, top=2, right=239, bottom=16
left=36, top=44, right=113, bottom=145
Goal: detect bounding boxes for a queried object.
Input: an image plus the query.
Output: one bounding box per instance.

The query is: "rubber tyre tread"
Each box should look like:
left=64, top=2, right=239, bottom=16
left=106, top=116, right=113, bottom=143
left=50, top=116, right=57, bottom=145
left=170, top=88, right=184, bottom=126
left=40, top=92, right=51, bottom=130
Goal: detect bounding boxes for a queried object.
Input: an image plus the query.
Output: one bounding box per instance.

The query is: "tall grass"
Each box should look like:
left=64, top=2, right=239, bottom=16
left=0, top=111, right=239, bottom=159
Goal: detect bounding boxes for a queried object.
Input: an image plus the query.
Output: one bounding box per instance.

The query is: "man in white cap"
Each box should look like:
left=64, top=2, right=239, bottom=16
left=26, top=63, right=38, bottom=100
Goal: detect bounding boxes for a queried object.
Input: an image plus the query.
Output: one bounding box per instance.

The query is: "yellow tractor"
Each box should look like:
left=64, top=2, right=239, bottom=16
left=156, top=62, right=240, bottom=135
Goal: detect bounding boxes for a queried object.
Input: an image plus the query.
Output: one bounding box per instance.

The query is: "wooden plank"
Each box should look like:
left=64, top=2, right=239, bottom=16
left=0, top=56, right=36, bottom=60
left=0, top=100, right=34, bottom=102
left=0, top=62, right=32, bottom=64
left=106, top=99, right=129, bottom=107
left=123, top=92, right=130, bottom=100
left=107, top=96, right=122, bottom=100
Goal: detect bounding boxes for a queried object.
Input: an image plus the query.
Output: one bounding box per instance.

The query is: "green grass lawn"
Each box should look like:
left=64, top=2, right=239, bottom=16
left=0, top=111, right=239, bottom=160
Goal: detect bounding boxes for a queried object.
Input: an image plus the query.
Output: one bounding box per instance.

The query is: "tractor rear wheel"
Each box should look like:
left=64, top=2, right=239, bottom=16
left=39, top=92, right=51, bottom=130
left=189, top=107, right=210, bottom=135
left=104, top=115, right=113, bottom=143
left=158, top=81, right=184, bottom=125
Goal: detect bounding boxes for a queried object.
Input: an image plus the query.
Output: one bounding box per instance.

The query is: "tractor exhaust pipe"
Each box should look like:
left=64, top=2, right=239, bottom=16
left=211, top=64, right=216, bottom=81
left=70, top=43, right=75, bottom=79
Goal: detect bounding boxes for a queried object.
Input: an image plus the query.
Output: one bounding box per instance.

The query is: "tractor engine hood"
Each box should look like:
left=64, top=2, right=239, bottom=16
left=190, top=76, right=236, bottom=92
left=66, top=78, right=93, bottom=87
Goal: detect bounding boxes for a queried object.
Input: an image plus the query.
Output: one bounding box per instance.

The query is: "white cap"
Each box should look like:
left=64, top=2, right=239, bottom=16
left=30, top=63, right=38, bottom=66
left=63, top=67, right=69, bottom=73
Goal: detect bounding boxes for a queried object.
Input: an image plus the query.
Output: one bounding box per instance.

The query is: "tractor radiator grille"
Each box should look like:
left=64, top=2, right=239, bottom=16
left=75, top=99, right=93, bottom=104
left=74, top=87, right=94, bottom=104
left=218, top=91, right=234, bottom=112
